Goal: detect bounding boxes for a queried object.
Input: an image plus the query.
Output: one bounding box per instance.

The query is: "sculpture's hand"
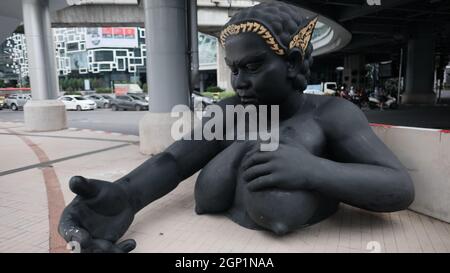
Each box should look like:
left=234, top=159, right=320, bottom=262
left=58, top=176, right=136, bottom=253
left=241, top=141, right=316, bottom=192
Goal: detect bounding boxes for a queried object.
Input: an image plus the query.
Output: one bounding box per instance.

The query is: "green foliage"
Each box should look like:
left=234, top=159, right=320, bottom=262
left=218, top=90, right=236, bottom=99
left=205, top=86, right=225, bottom=93
left=60, top=78, right=77, bottom=91
left=91, top=78, right=104, bottom=89
left=95, top=87, right=113, bottom=94
left=22, top=76, right=30, bottom=87
left=201, top=90, right=235, bottom=100
left=78, top=80, right=83, bottom=90
left=200, top=92, right=215, bottom=99
left=60, top=77, right=90, bottom=91
left=65, top=91, right=82, bottom=96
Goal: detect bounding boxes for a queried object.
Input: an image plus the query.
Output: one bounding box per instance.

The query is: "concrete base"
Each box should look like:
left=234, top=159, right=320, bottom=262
left=139, top=110, right=200, bottom=155
left=24, top=100, right=67, bottom=132
left=401, top=93, right=436, bottom=104
left=372, top=125, right=450, bottom=224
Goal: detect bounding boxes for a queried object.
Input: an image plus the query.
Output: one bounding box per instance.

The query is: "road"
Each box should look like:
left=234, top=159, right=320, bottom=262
left=0, top=108, right=146, bottom=135
left=1, top=104, right=450, bottom=135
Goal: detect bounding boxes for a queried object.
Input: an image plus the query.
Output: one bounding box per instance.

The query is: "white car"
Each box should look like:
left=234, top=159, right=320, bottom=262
left=191, top=92, right=216, bottom=111
left=58, top=95, right=96, bottom=111
left=4, top=94, right=32, bottom=110
left=304, top=84, right=324, bottom=95
left=304, top=83, right=337, bottom=96
left=84, top=94, right=110, bottom=108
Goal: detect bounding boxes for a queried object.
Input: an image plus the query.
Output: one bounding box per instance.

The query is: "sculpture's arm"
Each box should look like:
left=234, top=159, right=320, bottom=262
left=60, top=135, right=223, bottom=252
left=312, top=98, right=415, bottom=212
left=58, top=98, right=235, bottom=251
left=115, top=96, right=239, bottom=212
left=116, top=136, right=224, bottom=213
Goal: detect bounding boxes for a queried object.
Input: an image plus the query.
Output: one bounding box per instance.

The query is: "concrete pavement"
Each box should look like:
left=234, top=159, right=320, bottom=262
left=1, top=121, right=450, bottom=253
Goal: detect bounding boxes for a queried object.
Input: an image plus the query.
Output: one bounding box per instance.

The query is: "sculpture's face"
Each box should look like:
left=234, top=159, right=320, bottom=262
left=224, top=32, right=294, bottom=105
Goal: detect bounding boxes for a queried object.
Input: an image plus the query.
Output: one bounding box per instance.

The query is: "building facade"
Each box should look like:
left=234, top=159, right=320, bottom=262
left=1, top=27, right=218, bottom=89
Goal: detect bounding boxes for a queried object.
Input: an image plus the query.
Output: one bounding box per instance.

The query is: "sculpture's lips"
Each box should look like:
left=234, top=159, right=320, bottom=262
left=240, top=96, right=258, bottom=104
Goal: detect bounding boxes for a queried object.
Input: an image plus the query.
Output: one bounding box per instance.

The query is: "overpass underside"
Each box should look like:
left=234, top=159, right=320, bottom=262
left=286, top=0, right=450, bottom=104
left=43, top=0, right=450, bottom=119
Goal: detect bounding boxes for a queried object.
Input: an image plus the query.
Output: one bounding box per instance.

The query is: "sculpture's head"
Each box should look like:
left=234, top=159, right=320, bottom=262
left=220, top=1, right=317, bottom=105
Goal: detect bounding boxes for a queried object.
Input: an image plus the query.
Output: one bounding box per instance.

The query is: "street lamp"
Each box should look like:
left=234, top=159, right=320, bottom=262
left=336, top=66, right=344, bottom=86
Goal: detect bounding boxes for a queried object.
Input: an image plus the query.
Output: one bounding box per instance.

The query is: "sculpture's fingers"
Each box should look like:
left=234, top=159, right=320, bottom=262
left=86, top=239, right=135, bottom=253
left=58, top=209, right=91, bottom=248
left=87, top=239, right=120, bottom=253
left=116, top=239, right=137, bottom=253
left=242, top=163, right=273, bottom=182
left=247, top=174, right=277, bottom=191
left=241, top=152, right=272, bottom=171
left=69, top=176, right=99, bottom=199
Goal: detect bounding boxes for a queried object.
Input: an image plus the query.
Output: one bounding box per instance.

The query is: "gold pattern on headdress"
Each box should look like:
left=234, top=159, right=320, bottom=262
left=220, top=21, right=285, bottom=55
left=220, top=17, right=318, bottom=57
left=289, top=17, right=318, bottom=57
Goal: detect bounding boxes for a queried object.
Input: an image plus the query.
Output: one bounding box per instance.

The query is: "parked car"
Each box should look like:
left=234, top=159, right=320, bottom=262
left=58, top=95, right=96, bottom=111
left=191, top=92, right=216, bottom=111
left=100, top=94, right=115, bottom=101
left=128, top=93, right=149, bottom=102
left=0, top=95, right=5, bottom=110
left=4, top=94, right=32, bottom=111
left=84, top=94, right=110, bottom=108
left=110, top=95, right=149, bottom=111
left=305, top=82, right=337, bottom=96
left=304, top=84, right=324, bottom=95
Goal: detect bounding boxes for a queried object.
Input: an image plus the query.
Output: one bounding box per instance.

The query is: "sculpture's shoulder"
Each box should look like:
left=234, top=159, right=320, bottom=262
left=304, top=94, right=370, bottom=136
left=310, top=95, right=360, bottom=115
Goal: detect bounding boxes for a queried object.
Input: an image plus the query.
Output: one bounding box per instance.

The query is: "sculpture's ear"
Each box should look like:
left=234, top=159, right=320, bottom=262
left=286, top=49, right=302, bottom=79
left=286, top=16, right=318, bottom=79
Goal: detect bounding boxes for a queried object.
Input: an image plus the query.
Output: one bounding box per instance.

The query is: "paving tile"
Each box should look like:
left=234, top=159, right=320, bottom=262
left=1, top=121, right=450, bottom=253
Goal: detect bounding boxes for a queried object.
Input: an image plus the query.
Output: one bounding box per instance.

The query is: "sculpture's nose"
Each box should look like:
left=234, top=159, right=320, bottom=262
left=234, top=73, right=251, bottom=96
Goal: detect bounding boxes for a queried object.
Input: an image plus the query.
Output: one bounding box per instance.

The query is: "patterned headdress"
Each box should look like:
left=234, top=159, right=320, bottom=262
left=220, top=16, right=318, bottom=60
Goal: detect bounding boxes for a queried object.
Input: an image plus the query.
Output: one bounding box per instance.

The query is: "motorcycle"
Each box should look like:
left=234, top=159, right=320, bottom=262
left=340, top=88, right=365, bottom=108
left=368, top=94, right=398, bottom=110
left=350, top=94, right=363, bottom=108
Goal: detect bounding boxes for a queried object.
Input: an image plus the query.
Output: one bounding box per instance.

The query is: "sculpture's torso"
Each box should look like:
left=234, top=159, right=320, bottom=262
left=194, top=94, right=340, bottom=232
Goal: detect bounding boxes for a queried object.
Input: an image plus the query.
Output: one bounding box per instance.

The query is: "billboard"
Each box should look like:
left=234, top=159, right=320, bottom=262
left=86, top=27, right=138, bottom=49
left=68, top=51, right=88, bottom=70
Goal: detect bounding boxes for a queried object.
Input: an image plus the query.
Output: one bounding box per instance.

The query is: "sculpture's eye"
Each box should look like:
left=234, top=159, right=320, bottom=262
left=231, top=67, right=239, bottom=75
left=245, top=63, right=262, bottom=73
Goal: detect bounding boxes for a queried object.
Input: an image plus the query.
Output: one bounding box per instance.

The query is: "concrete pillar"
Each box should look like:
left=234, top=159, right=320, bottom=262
left=199, top=73, right=205, bottom=92
left=343, top=54, right=365, bottom=90
left=189, top=0, right=200, bottom=91
left=22, top=0, right=66, bottom=131
left=139, top=0, right=194, bottom=154
left=403, top=25, right=436, bottom=104
left=217, top=45, right=232, bottom=91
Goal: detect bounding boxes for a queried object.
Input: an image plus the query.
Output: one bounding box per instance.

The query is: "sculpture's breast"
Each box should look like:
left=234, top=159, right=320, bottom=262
left=194, top=114, right=326, bottom=216
left=194, top=140, right=249, bottom=215
left=278, top=113, right=326, bottom=156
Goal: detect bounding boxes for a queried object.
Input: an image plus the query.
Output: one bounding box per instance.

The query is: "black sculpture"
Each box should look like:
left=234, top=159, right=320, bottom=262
left=59, top=1, right=414, bottom=253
